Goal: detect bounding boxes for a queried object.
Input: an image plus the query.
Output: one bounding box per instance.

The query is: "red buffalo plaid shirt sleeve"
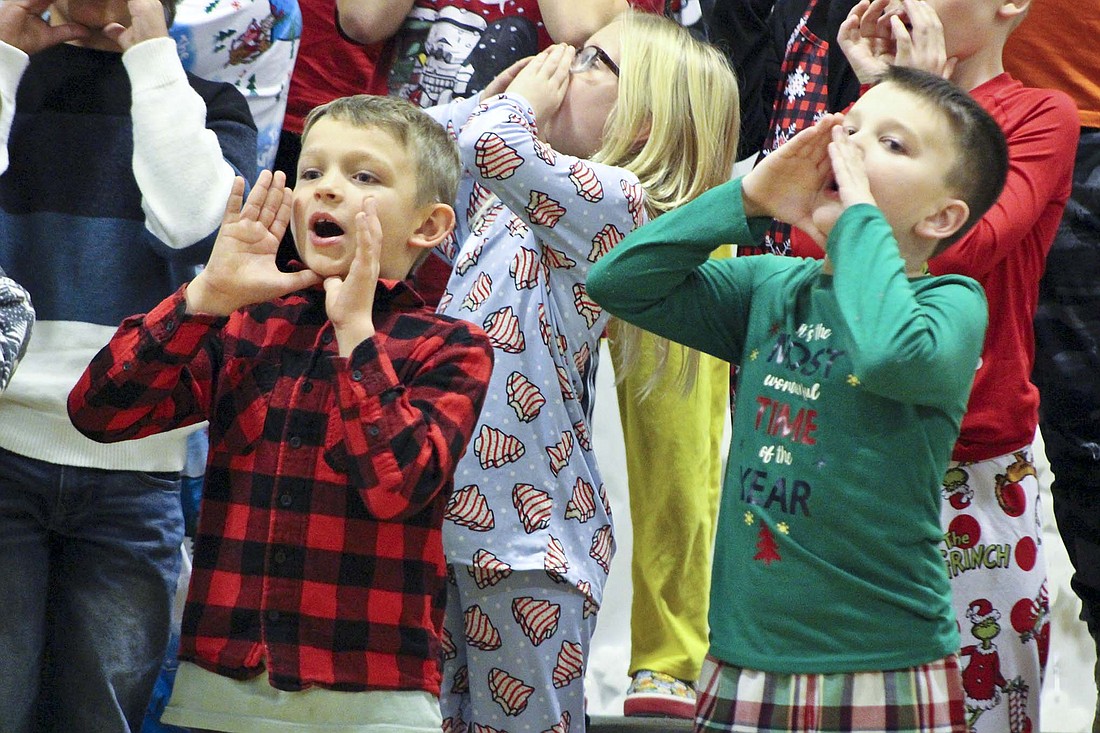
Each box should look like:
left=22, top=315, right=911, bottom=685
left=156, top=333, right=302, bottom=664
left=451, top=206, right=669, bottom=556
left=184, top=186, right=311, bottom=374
left=68, top=285, right=223, bottom=440
left=334, top=307, right=494, bottom=521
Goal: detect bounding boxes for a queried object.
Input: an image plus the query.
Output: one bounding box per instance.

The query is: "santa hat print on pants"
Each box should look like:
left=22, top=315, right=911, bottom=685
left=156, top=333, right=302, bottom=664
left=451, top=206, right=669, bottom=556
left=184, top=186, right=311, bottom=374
left=966, top=598, right=1001, bottom=625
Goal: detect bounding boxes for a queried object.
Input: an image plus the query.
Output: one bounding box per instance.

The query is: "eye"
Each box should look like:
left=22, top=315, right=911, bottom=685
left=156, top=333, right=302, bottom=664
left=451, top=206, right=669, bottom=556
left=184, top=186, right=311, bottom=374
left=880, top=137, right=907, bottom=154
left=353, top=171, right=380, bottom=184
left=844, top=126, right=857, bottom=136
left=298, top=168, right=321, bottom=181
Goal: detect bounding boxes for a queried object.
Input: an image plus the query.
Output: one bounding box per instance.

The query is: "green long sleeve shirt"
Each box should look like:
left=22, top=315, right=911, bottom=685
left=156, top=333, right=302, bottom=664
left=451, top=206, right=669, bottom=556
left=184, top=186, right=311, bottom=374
left=589, top=178, right=988, bottom=673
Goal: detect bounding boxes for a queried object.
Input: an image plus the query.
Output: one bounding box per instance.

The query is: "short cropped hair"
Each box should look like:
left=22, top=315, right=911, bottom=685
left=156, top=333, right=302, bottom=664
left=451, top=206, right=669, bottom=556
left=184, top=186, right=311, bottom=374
left=301, top=95, right=461, bottom=209
left=876, top=66, right=1009, bottom=254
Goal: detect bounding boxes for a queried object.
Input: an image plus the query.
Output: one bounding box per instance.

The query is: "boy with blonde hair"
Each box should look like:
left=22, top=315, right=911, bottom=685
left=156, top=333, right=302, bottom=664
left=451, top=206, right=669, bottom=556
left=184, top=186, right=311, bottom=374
left=68, top=95, right=494, bottom=732
left=590, top=65, right=1008, bottom=731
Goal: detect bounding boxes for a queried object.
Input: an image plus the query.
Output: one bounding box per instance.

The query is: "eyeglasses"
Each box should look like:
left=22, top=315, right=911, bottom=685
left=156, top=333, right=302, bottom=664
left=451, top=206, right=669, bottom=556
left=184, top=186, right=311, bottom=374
left=571, top=45, right=620, bottom=77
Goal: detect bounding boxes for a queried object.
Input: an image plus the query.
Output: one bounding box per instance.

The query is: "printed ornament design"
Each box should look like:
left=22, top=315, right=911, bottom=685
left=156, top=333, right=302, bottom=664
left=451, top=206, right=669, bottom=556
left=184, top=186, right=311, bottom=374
left=552, top=640, right=584, bottom=688
left=506, top=371, right=545, bottom=423
left=564, top=478, right=596, bottom=523
left=513, top=483, right=553, bottom=534
left=475, top=132, right=524, bottom=179
left=468, top=548, right=513, bottom=589
left=577, top=580, right=599, bottom=618
left=568, top=160, right=603, bottom=202
left=598, top=483, right=612, bottom=518
left=455, top=241, right=483, bottom=275
left=533, top=138, right=557, bottom=165
left=483, top=306, right=526, bottom=354
left=537, top=303, right=553, bottom=347
left=526, top=190, right=566, bottom=227
left=506, top=215, right=530, bottom=239
left=464, top=604, right=502, bottom=651
left=545, top=431, right=575, bottom=476
left=995, top=451, right=1036, bottom=518
left=461, top=271, right=493, bottom=311
left=452, top=663, right=469, bottom=695
left=512, top=596, right=561, bottom=646
left=556, top=365, right=576, bottom=401
left=589, top=223, right=624, bottom=262
left=510, top=247, right=541, bottom=290
left=471, top=725, right=505, bottom=733
left=466, top=181, right=492, bottom=222
left=573, top=420, right=592, bottom=452
left=445, top=484, right=495, bottom=531
left=543, top=711, right=572, bottom=733
left=541, top=245, right=577, bottom=270
left=621, top=179, right=646, bottom=227
left=474, top=425, right=526, bottom=469
left=572, top=283, right=602, bottom=328
left=488, top=667, right=535, bottom=717
left=440, top=626, right=457, bottom=660
left=589, top=524, right=613, bottom=573
left=572, top=342, right=591, bottom=375
left=545, top=535, right=570, bottom=581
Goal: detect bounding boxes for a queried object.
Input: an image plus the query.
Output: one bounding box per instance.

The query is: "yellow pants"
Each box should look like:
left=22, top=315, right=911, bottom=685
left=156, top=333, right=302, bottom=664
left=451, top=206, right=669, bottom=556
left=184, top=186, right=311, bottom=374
left=611, top=327, right=728, bottom=683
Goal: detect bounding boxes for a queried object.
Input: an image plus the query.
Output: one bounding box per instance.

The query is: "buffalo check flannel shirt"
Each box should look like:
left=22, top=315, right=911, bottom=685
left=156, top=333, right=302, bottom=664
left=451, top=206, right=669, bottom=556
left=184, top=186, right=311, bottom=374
left=68, top=279, right=493, bottom=694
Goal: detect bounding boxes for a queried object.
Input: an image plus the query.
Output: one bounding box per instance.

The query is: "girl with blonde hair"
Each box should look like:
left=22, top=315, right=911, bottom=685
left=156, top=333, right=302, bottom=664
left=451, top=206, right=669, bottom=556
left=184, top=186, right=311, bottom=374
left=425, top=10, right=739, bottom=729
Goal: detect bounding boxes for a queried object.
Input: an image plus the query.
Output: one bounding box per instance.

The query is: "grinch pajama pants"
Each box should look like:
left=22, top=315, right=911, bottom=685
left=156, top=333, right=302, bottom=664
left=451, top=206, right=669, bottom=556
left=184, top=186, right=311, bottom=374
left=940, top=445, right=1048, bottom=733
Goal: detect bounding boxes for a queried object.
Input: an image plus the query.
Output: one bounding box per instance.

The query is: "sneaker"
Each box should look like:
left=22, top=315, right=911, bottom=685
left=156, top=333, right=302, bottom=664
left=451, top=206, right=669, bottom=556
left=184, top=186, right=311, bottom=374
left=623, top=669, right=696, bottom=719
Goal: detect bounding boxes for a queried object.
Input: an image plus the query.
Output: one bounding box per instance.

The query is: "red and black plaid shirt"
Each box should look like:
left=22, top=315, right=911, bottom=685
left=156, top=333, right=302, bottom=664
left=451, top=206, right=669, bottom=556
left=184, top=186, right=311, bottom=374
left=68, top=280, right=493, bottom=694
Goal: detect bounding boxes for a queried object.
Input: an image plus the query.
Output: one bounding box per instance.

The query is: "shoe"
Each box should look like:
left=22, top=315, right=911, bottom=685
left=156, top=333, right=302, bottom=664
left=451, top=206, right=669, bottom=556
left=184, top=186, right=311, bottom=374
left=623, top=669, right=696, bottom=719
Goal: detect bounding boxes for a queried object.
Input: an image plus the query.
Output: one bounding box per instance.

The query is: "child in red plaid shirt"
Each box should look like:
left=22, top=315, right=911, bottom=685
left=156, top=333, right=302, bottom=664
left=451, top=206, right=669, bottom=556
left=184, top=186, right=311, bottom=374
left=68, top=95, right=494, bottom=732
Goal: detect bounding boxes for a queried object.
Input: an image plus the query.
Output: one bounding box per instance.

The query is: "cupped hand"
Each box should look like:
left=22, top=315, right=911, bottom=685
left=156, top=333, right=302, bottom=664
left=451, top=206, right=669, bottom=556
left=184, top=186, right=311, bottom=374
left=102, top=0, right=168, bottom=51
left=505, top=43, right=574, bottom=127
left=0, top=0, right=88, bottom=54
left=325, top=198, right=381, bottom=356
left=186, top=171, right=322, bottom=317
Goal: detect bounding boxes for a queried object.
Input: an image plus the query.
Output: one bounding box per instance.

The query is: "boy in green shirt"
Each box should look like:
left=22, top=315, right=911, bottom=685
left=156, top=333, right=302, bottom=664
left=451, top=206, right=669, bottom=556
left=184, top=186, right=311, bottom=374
left=589, top=66, right=1008, bottom=732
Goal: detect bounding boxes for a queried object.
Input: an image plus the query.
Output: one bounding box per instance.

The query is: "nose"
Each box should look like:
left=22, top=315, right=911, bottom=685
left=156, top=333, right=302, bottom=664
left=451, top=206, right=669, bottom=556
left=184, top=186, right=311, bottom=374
left=313, top=171, right=343, bottom=201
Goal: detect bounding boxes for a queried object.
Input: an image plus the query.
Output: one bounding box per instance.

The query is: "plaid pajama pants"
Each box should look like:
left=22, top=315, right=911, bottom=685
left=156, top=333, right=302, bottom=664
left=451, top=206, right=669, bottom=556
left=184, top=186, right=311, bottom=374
left=694, top=654, right=967, bottom=733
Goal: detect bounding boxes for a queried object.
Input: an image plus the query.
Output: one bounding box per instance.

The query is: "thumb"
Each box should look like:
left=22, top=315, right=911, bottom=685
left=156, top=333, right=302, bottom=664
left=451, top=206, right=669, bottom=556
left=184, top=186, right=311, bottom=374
left=101, top=22, right=127, bottom=44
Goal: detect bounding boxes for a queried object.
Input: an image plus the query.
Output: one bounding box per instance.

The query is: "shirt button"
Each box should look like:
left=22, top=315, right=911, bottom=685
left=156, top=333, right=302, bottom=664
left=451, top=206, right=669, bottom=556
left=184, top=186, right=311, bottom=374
left=351, top=370, right=363, bottom=381
left=302, top=382, right=313, bottom=393
left=368, top=426, right=380, bottom=437
left=279, top=494, right=292, bottom=508
left=122, top=362, right=132, bottom=371
left=321, top=332, right=333, bottom=344
left=288, top=436, right=301, bottom=448
left=273, top=550, right=287, bottom=564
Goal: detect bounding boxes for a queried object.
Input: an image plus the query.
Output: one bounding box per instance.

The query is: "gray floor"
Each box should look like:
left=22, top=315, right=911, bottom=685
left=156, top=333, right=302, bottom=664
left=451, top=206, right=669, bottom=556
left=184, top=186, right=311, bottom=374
left=589, top=715, right=693, bottom=732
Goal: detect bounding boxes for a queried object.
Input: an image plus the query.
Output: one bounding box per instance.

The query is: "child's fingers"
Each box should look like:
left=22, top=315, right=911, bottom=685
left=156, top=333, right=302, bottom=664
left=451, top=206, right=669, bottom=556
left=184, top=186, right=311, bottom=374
left=267, top=186, right=293, bottom=243
left=353, top=200, right=383, bottom=269
left=255, top=170, right=287, bottom=231
left=222, top=176, right=247, bottom=224
left=860, top=0, right=891, bottom=39
left=237, top=169, right=272, bottom=222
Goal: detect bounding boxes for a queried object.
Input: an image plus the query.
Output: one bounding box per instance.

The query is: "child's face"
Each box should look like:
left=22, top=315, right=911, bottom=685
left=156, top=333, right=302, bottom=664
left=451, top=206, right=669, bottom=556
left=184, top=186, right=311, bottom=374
left=291, top=118, right=426, bottom=280
left=49, top=0, right=130, bottom=33
left=832, top=82, right=960, bottom=239
left=545, top=21, right=622, bottom=159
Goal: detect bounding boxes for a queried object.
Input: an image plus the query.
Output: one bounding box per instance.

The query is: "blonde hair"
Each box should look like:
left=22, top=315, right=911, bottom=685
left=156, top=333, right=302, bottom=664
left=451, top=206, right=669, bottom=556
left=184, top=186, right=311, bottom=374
left=301, top=95, right=461, bottom=208
left=595, top=10, right=740, bottom=397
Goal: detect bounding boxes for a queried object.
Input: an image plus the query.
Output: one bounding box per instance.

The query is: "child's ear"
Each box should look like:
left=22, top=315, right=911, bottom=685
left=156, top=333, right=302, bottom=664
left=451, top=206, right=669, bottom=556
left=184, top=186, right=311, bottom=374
left=408, top=203, right=457, bottom=251
left=916, top=198, right=969, bottom=242
left=999, top=0, right=1030, bottom=22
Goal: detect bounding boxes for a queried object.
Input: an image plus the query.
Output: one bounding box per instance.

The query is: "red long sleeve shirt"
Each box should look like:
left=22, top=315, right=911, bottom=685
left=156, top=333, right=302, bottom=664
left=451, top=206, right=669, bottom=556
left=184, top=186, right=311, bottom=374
left=68, top=280, right=493, bottom=694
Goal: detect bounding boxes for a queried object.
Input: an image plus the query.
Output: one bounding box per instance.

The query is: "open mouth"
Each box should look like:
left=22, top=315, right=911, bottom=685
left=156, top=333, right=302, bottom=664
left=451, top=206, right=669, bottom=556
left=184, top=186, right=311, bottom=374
left=311, top=216, right=345, bottom=238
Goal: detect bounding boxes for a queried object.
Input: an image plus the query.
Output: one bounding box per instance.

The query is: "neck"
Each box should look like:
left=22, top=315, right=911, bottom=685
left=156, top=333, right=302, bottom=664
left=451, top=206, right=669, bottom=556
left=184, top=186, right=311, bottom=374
left=948, top=44, right=1006, bottom=92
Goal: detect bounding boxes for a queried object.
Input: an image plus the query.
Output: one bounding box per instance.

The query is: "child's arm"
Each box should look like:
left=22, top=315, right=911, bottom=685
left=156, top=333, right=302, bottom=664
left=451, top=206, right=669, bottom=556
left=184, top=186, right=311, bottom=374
left=589, top=115, right=845, bottom=359
left=0, top=267, right=33, bottom=393
left=457, top=45, right=639, bottom=264
left=113, top=0, right=258, bottom=256
left=69, top=173, right=323, bottom=440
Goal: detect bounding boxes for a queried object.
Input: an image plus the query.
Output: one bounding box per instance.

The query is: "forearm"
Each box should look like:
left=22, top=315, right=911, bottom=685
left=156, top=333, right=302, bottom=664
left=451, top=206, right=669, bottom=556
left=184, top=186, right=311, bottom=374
left=335, top=0, right=414, bottom=45
left=589, top=177, right=766, bottom=359
left=537, top=0, right=627, bottom=46
left=335, top=327, right=492, bottom=521
left=126, top=37, right=253, bottom=251
left=68, top=286, right=219, bottom=442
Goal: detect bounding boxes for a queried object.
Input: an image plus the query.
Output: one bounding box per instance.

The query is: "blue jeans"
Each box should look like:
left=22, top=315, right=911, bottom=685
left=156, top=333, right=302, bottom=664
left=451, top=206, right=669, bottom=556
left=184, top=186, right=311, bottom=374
left=0, top=446, right=184, bottom=732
